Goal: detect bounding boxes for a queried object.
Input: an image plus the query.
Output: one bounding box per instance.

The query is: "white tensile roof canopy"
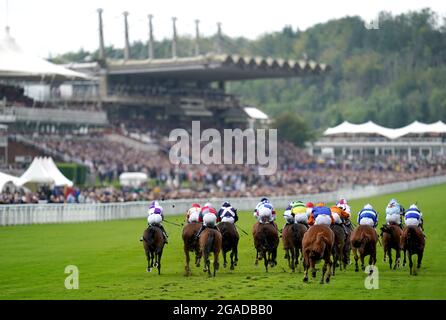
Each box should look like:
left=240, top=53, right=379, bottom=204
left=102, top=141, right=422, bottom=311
left=0, top=27, right=89, bottom=81
left=324, top=120, right=446, bottom=140
left=19, top=157, right=73, bottom=188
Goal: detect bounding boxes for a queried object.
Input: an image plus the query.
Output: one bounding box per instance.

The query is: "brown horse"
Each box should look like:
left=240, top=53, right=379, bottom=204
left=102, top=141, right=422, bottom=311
left=142, top=225, right=165, bottom=275
left=282, top=223, right=307, bottom=272
left=381, top=224, right=402, bottom=269
left=199, top=228, right=222, bottom=277
left=330, top=224, right=347, bottom=275
left=182, top=222, right=202, bottom=276
left=350, top=225, right=377, bottom=274
left=253, top=222, right=279, bottom=272
left=401, top=226, right=425, bottom=275
left=217, top=222, right=239, bottom=270
left=302, top=225, right=335, bottom=284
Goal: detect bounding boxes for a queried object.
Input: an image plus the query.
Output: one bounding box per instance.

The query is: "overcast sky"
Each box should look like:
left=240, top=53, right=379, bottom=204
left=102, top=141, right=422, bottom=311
left=1, top=0, right=446, bottom=58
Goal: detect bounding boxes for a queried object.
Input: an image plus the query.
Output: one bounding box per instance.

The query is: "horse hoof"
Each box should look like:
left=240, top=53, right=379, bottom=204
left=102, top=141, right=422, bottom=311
left=319, top=280, right=324, bottom=284
left=147, top=268, right=152, bottom=273
left=326, top=277, right=330, bottom=284
left=303, top=277, right=308, bottom=283
left=230, top=265, right=234, bottom=270
left=355, top=268, right=359, bottom=272
left=223, top=263, right=227, bottom=268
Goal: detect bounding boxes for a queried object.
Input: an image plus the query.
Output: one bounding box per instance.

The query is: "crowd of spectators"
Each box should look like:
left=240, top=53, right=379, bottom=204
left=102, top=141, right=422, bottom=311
left=3, top=131, right=446, bottom=204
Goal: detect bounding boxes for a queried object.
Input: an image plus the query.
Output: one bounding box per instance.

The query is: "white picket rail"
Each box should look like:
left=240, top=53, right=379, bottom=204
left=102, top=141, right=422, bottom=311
left=1, top=175, right=446, bottom=226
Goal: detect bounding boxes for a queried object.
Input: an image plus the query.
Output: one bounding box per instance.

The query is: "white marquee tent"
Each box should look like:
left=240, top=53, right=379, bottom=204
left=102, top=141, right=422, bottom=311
left=0, top=27, right=89, bottom=81
left=19, top=157, right=73, bottom=188
left=0, top=171, right=23, bottom=191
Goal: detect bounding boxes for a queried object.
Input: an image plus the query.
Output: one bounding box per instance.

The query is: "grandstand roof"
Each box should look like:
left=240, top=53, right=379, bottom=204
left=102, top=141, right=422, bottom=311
left=105, top=53, right=330, bottom=81
left=324, top=120, right=446, bottom=139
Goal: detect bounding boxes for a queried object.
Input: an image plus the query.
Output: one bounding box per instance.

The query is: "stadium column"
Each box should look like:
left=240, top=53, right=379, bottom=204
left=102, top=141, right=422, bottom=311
left=123, top=12, right=130, bottom=61
left=148, top=14, right=154, bottom=59
left=194, top=19, right=200, bottom=56
left=97, top=9, right=106, bottom=61
left=172, top=17, right=178, bottom=58
left=408, top=147, right=412, bottom=161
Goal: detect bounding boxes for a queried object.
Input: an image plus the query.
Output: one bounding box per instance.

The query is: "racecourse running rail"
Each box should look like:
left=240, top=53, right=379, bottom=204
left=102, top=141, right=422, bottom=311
left=1, top=175, right=445, bottom=226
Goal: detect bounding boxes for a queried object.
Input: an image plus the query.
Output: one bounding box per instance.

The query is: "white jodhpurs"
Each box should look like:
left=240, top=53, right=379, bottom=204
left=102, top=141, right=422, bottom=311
left=188, top=211, right=200, bottom=223
left=221, top=216, right=235, bottom=224
left=148, top=213, right=162, bottom=225
left=332, top=212, right=342, bottom=224
left=203, top=213, right=217, bottom=227
left=386, top=214, right=401, bottom=225
left=405, top=218, right=420, bottom=227
left=294, top=214, right=308, bottom=224
left=315, top=215, right=332, bottom=226
left=359, top=217, right=375, bottom=227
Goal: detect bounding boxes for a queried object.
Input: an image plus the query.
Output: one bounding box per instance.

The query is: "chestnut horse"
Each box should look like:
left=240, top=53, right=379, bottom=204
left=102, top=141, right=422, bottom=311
left=182, top=222, right=202, bottom=276
left=401, top=226, right=425, bottom=275
left=380, top=224, right=402, bottom=269
left=350, top=225, right=377, bottom=274
left=302, top=225, right=334, bottom=284
left=282, top=223, right=307, bottom=272
left=142, top=225, right=165, bottom=275
left=217, top=222, right=239, bottom=270
left=199, top=228, right=222, bottom=277
left=253, top=221, right=279, bottom=272
left=330, top=224, right=347, bottom=275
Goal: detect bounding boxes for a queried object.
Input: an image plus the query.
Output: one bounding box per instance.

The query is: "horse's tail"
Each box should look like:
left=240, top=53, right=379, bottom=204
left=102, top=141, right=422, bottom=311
left=205, top=230, right=215, bottom=255
left=352, top=230, right=368, bottom=250
left=144, top=227, right=157, bottom=247
left=405, top=226, right=418, bottom=248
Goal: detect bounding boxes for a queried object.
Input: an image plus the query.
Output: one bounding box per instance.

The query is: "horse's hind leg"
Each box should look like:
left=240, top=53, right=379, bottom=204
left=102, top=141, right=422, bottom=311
left=417, top=251, right=423, bottom=269
left=214, top=251, right=220, bottom=277
left=353, top=248, right=359, bottom=272
left=230, top=250, right=235, bottom=270
left=184, top=249, right=191, bottom=276
left=234, top=242, right=239, bottom=266
left=388, top=249, right=393, bottom=270
left=409, top=252, right=414, bottom=275
left=402, top=249, right=407, bottom=267
left=290, top=248, right=295, bottom=273
left=360, top=253, right=366, bottom=271
left=195, top=249, right=202, bottom=268
left=157, top=250, right=162, bottom=275
left=264, top=251, right=269, bottom=273
left=302, top=254, right=309, bottom=282
left=394, top=248, right=401, bottom=269
left=223, top=250, right=227, bottom=268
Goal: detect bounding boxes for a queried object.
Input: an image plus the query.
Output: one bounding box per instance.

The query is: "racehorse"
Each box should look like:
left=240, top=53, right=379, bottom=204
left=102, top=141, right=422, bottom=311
left=401, top=226, right=425, bottom=275
left=381, top=224, right=402, bottom=269
left=330, top=224, right=347, bottom=275
left=142, top=225, right=165, bottom=275
left=217, top=222, right=239, bottom=270
left=253, top=220, right=279, bottom=272
left=199, top=227, right=222, bottom=277
left=350, top=225, right=377, bottom=274
left=302, top=225, right=335, bottom=284
left=282, top=223, right=307, bottom=272
left=182, top=222, right=202, bottom=276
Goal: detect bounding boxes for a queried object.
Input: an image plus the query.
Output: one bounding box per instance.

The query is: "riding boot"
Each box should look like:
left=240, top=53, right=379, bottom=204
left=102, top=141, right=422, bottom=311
left=399, top=223, right=403, bottom=230
left=159, top=225, right=169, bottom=244
left=196, top=224, right=205, bottom=239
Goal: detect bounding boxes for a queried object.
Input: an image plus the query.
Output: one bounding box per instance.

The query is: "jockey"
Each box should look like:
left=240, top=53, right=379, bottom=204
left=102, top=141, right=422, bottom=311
left=385, top=198, right=403, bottom=228
left=146, top=200, right=168, bottom=243
left=308, top=202, right=334, bottom=226
left=254, top=198, right=276, bottom=223
left=292, top=201, right=309, bottom=227
left=357, top=204, right=378, bottom=228
left=336, top=199, right=353, bottom=231
left=283, top=202, right=295, bottom=225
left=257, top=202, right=275, bottom=224
left=196, top=203, right=220, bottom=238
left=404, top=204, right=424, bottom=230
left=331, top=205, right=350, bottom=235
left=186, top=203, right=201, bottom=223
left=218, top=201, right=238, bottom=224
